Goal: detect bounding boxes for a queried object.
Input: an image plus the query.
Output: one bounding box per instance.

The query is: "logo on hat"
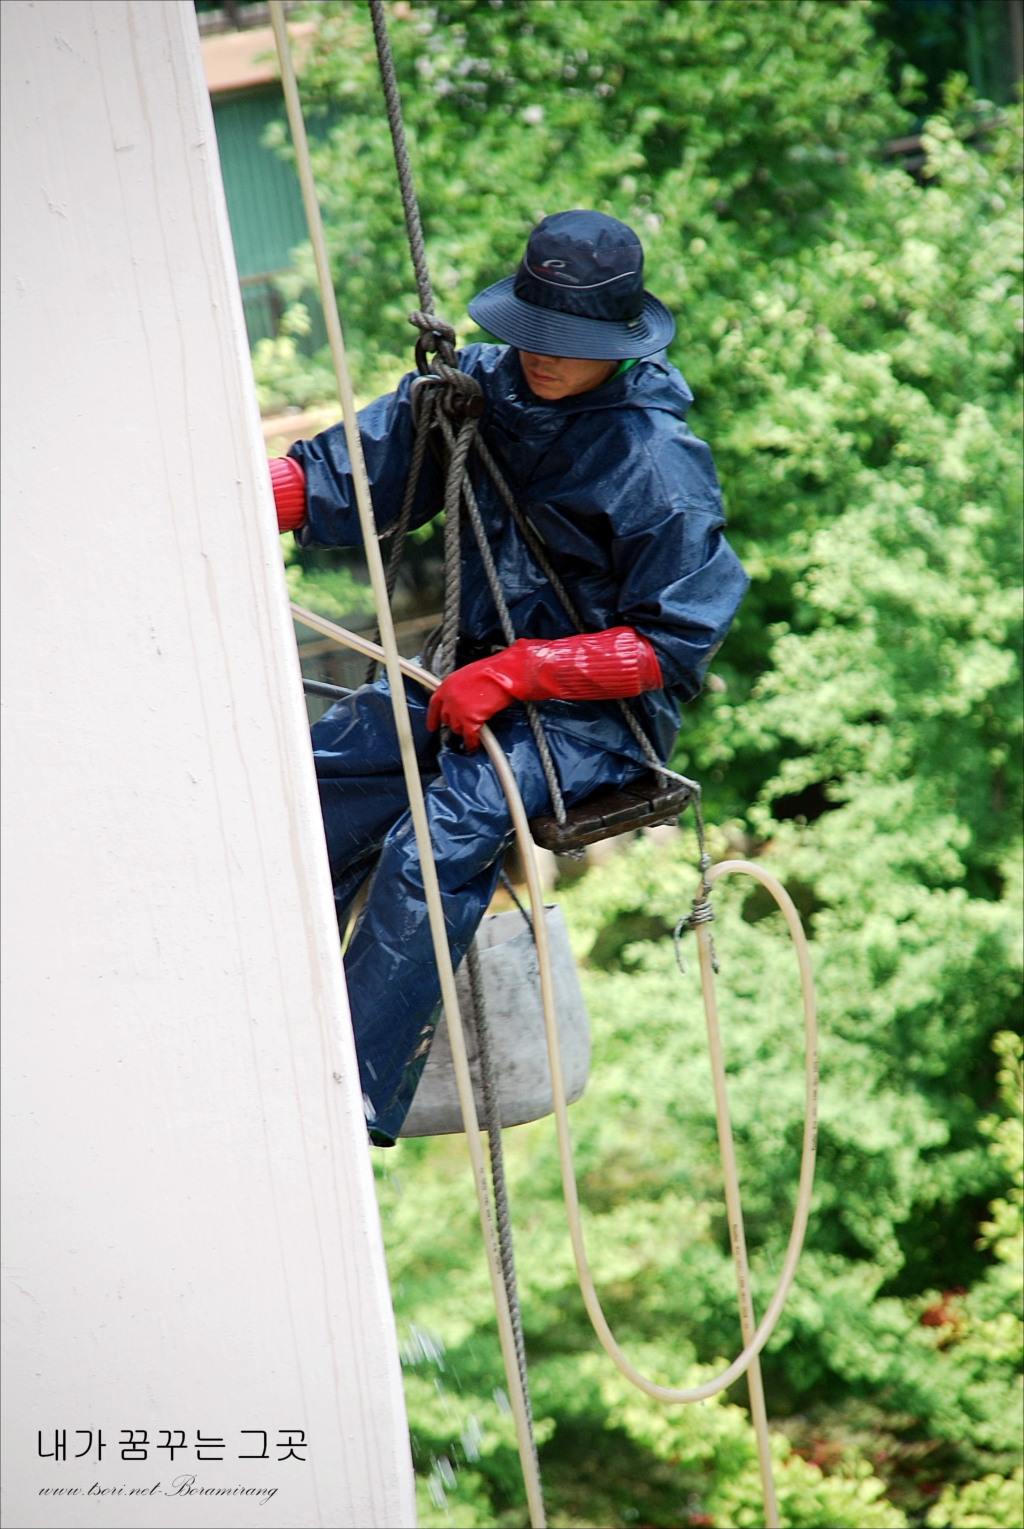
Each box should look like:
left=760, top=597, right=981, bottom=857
left=534, top=258, right=578, bottom=285
left=528, top=253, right=639, bottom=291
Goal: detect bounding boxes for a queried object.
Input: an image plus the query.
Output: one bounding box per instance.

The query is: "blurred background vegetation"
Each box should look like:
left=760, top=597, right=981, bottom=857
left=206, top=1, right=1022, bottom=1523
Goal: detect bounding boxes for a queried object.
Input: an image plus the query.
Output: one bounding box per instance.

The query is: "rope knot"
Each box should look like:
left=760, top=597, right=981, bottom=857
left=407, top=310, right=483, bottom=418
left=408, top=308, right=456, bottom=344
left=409, top=309, right=458, bottom=371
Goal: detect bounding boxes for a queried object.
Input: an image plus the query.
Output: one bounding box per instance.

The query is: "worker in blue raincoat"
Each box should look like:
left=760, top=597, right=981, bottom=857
left=269, top=211, right=748, bottom=1144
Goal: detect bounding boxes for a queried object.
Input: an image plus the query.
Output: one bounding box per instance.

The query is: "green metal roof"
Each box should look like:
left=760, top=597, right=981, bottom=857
left=212, top=87, right=306, bottom=281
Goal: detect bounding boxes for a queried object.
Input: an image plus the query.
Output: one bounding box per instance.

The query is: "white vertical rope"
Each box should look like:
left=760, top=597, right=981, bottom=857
left=268, top=12, right=546, bottom=1524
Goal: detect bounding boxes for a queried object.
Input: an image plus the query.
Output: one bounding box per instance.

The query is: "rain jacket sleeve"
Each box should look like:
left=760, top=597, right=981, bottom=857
left=288, top=371, right=441, bottom=550
left=599, top=421, right=747, bottom=700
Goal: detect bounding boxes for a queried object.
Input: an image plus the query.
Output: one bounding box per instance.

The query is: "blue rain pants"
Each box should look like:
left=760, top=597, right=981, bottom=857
left=313, top=675, right=647, bottom=1144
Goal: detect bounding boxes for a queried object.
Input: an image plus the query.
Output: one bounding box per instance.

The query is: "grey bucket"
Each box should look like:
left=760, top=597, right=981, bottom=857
left=399, top=905, right=590, bottom=1137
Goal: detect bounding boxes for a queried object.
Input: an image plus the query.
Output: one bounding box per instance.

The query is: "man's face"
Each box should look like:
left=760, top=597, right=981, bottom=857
left=518, top=350, right=618, bottom=401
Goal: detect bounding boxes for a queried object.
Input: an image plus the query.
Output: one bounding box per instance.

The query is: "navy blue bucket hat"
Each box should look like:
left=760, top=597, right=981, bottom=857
left=467, top=209, right=675, bottom=361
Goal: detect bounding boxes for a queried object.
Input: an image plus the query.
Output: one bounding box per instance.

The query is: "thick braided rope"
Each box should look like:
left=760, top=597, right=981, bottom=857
left=434, top=411, right=568, bottom=825
left=370, top=323, right=569, bottom=824
left=466, top=940, right=540, bottom=1479
left=395, top=342, right=569, bottom=824
left=368, top=0, right=434, bottom=316
left=438, top=415, right=476, bottom=678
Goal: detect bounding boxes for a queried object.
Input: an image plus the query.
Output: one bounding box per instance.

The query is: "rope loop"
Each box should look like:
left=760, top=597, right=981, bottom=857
left=409, top=308, right=459, bottom=373
left=408, top=373, right=442, bottom=435
left=408, top=309, right=484, bottom=418
left=409, top=309, right=456, bottom=346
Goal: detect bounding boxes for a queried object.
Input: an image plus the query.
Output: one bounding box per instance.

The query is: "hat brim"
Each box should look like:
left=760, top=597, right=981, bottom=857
left=467, top=276, right=675, bottom=360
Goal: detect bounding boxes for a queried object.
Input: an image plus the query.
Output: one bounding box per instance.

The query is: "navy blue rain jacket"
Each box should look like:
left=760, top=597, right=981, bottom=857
left=290, top=344, right=748, bottom=760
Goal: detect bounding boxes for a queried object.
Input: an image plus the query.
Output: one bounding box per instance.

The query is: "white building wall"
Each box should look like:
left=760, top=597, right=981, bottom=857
left=0, top=4, right=415, bottom=1524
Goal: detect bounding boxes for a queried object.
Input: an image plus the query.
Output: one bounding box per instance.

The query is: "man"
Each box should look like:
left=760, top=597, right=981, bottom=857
left=269, top=211, right=748, bottom=1144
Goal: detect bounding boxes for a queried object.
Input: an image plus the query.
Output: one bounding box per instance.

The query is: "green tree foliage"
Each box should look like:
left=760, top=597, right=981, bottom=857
left=271, top=0, right=904, bottom=391
left=251, top=298, right=338, bottom=415
left=281, top=530, right=376, bottom=622
left=263, top=3, right=1022, bottom=1522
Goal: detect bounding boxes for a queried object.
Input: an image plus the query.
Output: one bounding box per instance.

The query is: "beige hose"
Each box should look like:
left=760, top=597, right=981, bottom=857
left=482, top=755, right=820, bottom=1406
left=291, top=608, right=817, bottom=1528
left=268, top=12, right=545, bottom=1523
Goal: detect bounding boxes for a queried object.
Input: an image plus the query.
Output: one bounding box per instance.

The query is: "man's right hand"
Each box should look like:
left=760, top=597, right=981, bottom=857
left=426, top=628, right=663, bottom=750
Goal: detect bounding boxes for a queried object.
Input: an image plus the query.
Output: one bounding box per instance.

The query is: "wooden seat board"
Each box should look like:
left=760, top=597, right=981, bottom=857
left=530, top=771, right=693, bottom=854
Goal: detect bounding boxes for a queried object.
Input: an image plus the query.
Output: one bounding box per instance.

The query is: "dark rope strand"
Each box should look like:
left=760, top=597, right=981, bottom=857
left=474, top=432, right=680, bottom=787
left=368, top=0, right=434, bottom=317
left=499, top=869, right=535, bottom=937
left=438, top=414, right=477, bottom=678
left=473, top=434, right=586, bottom=635
left=466, top=940, right=540, bottom=1481
left=303, top=678, right=353, bottom=701
left=364, top=386, right=438, bottom=683
left=434, top=411, right=567, bottom=825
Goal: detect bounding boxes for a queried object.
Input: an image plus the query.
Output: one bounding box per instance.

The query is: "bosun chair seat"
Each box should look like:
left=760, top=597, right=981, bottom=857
left=529, top=771, right=695, bottom=855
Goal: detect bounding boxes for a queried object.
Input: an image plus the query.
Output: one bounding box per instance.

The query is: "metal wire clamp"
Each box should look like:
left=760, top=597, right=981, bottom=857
left=674, top=852, right=720, bottom=974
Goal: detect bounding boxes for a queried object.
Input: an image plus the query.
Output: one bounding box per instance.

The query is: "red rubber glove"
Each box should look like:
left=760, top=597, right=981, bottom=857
left=269, top=455, right=306, bottom=532
left=426, top=627, right=663, bottom=750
